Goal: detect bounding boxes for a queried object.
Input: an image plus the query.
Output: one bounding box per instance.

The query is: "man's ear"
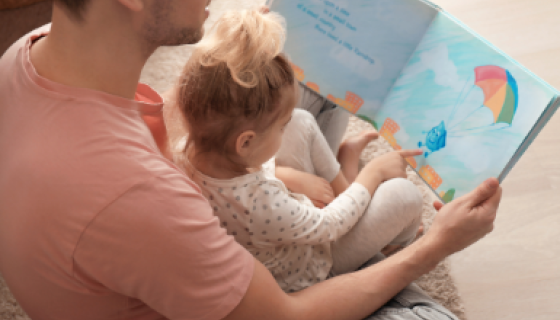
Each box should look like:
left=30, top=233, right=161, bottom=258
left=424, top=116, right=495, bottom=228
left=236, top=130, right=256, bottom=158
left=117, top=0, right=144, bottom=12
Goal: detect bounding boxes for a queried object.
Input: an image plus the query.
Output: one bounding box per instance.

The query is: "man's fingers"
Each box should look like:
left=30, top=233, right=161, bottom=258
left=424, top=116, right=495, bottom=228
left=480, top=183, right=502, bottom=215
left=467, top=178, right=500, bottom=208
left=397, top=149, right=423, bottom=158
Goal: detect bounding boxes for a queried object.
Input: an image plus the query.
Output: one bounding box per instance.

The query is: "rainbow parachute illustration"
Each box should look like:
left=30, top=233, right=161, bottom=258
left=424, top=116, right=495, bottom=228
left=419, top=65, right=518, bottom=157
left=475, top=65, right=518, bottom=125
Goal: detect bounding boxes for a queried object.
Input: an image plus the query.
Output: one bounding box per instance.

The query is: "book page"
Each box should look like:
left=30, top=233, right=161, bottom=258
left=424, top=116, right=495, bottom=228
left=268, top=0, right=438, bottom=125
left=376, top=12, right=558, bottom=202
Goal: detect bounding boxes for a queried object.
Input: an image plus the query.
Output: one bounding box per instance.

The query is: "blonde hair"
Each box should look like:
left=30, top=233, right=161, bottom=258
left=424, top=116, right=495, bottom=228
left=177, top=9, right=295, bottom=158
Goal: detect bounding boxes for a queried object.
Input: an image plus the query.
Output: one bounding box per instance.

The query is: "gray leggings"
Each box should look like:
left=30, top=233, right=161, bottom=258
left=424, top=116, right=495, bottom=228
left=289, top=85, right=459, bottom=320
left=295, top=82, right=350, bottom=156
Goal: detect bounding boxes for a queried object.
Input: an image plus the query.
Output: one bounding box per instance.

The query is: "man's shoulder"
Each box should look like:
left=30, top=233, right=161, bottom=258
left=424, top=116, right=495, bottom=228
left=88, top=153, right=208, bottom=224
left=86, top=148, right=206, bottom=215
left=124, top=157, right=205, bottom=203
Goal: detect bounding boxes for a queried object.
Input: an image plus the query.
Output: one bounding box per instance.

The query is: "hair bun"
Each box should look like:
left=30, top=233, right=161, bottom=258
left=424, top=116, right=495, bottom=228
left=196, top=9, right=287, bottom=88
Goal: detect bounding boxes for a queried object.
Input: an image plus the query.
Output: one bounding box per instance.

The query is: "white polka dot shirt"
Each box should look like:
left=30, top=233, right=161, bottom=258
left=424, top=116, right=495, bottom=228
left=183, top=158, right=371, bottom=292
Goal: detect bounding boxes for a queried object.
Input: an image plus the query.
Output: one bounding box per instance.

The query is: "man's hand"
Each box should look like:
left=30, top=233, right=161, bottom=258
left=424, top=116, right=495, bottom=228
left=275, top=167, right=334, bottom=208
left=425, top=177, right=502, bottom=257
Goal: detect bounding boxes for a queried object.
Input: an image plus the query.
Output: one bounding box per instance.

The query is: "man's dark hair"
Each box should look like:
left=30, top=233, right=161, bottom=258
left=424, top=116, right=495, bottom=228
left=54, top=0, right=90, bottom=20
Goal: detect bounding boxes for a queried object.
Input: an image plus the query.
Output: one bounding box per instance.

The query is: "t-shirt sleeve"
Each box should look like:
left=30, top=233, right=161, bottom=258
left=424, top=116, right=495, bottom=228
left=72, top=171, right=254, bottom=320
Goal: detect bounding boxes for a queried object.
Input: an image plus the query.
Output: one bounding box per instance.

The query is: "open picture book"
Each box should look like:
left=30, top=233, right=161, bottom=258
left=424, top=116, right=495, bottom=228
left=266, top=0, right=560, bottom=203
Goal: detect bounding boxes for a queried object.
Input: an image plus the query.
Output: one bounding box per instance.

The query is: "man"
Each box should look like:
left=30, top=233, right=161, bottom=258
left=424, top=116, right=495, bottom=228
left=0, top=0, right=501, bottom=319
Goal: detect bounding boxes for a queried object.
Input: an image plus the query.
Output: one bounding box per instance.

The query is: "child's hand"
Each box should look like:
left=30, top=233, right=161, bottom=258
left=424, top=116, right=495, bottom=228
left=296, top=173, right=335, bottom=208
left=369, top=149, right=422, bottom=180
left=355, top=149, right=422, bottom=196
left=275, top=167, right=335, bottom=208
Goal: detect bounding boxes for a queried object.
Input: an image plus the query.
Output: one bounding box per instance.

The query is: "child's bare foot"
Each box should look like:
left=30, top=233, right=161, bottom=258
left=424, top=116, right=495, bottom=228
left=337, top=130, right=378, bottom=183
left=381, top=224, right=424, bottom=257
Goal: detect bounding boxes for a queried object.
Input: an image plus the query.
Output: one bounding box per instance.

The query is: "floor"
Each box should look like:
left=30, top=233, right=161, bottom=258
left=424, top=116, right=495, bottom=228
left=430, top=0, right=560, bottom=319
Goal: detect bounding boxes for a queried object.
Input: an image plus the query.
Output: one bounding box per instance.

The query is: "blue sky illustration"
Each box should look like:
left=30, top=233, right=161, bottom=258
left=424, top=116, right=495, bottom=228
left=375, top=13, right=557, bottom=198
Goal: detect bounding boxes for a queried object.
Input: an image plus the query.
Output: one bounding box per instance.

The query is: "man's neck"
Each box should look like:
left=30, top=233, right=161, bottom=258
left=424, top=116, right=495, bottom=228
left=30, top=8, right=155, bottom=100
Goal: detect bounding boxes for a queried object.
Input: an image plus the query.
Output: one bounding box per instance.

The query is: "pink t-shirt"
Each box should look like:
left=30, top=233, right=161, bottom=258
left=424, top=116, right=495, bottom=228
left=0, top=25, right=254, bottom=320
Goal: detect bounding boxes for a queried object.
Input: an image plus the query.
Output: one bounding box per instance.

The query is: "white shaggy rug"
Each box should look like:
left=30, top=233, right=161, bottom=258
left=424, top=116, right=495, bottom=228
left=0, top=0, right=465, bottom=319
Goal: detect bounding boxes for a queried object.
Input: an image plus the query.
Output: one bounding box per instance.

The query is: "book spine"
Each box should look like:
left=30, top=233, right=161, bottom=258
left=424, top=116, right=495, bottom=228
left=498, top=96, right=560, bottom=182
left=418, top=0, right=441, bottom=11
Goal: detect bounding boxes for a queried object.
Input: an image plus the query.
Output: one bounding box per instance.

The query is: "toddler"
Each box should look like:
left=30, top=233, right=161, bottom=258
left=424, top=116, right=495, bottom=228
left=174, top=10, right=423, bottom=292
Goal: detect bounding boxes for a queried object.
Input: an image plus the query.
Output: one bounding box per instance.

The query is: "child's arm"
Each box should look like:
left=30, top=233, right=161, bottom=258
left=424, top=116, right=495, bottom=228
left=328, top=171, right=351, bottom=198
left=255, top=149, right=424, bottom=246
left=248, top=180, right=371, bottom=247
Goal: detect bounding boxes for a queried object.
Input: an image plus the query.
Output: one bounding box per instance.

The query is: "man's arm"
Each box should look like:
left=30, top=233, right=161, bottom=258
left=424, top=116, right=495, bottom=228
left=225, top=238, right=441, bottom=320
left=223, top=178, right=502, bottom=320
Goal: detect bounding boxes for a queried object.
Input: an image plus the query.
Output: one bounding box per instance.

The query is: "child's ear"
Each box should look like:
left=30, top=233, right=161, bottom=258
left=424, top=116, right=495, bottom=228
left=236, top=130, right=257, bottom=158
